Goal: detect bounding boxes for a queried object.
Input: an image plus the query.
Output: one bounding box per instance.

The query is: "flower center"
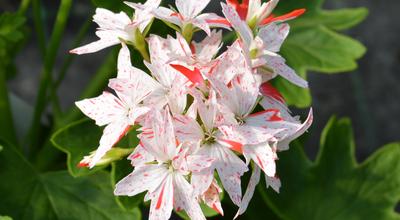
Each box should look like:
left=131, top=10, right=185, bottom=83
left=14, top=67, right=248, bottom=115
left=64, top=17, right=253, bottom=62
left=203, top=128, right=217, bottom=145
left=235, top=115, right=245, bottom=125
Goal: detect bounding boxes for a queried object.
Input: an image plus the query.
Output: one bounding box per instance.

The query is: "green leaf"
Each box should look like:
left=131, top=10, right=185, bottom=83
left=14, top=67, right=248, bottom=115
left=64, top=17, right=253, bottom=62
left=272, top=0, right=368, bottom=107
left=0, top=216, right=12, bottom=220
left=259, top=117, right=400, bottom=220
left=51, top=119, right=105, bottom=177
left=0, top=140, right=140, bottom=220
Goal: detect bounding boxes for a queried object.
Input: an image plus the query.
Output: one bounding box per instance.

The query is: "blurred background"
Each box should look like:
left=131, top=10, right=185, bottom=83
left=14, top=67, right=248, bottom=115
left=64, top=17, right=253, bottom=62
left=1, top=0, right=399, bottom=162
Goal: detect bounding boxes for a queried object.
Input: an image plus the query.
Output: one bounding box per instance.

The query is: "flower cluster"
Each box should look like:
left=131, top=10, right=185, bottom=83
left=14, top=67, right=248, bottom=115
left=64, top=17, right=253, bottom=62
left=72, top=0, right=313, bottom=219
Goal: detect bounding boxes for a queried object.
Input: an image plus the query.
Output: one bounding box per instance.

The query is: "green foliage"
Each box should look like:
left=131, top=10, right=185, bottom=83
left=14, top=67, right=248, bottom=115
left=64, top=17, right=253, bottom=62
left=52, top=119, right=144, bottom=211
left=51, top=119, right=105, bottom=177
left=0, top=140, right=140, bottom=220
left=274, top=0, right=368, bottom=107
left=258, top=117, right=400, bottom=220
left=0, top=12, right=27, bottom=79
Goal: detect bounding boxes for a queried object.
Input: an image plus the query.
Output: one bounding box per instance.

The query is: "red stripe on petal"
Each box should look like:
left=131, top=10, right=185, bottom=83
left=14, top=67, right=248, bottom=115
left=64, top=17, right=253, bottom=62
left=220, top=139, right=243, bottom=154
left=156, top=182, right=166, bottom=210
left=261, top=8, right=306, bottom=26
left=248, top=109, right=283, bottom=122
left=77, top=162, right=89, bottom=168
left=226, top=0, right=248, bottom=20
left=170, top=12, right=184, bottom=20
left=260, top=82, right=285, bottom=103
left=130, top=153, right=142, bottom=160
left=205, top=18, right=232, bottom=26
left=170, top=64, right=204, bottom=86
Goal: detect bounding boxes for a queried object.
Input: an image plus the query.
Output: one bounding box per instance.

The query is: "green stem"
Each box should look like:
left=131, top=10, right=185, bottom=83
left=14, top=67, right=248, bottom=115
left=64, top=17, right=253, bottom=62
left=50, top=14, right=92, bottom=127
left=32, top=0, right=46, bottom=58
left=182, top=23, right=194, bottom=43
left=18, top=0, right=31, bottom=15
left=26, top=0, right=72, bottom=152
left=0, top=71, right=18, bottom=146
left=54, top=14, right=92, bottom=89
left=133, top=28, right=150, bottom=62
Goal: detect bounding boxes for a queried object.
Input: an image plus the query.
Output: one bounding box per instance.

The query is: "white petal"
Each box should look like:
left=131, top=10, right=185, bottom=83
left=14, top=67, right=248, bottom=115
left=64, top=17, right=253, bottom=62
left=221, top=3, right=254, bottom=47
left=173, top=115, right=204, bottom=142
left=152, top=7, right=182, bottom=26
left=140, top=109, right=178, bottom=162
left=219, top=124, right=280, bottom=146
left=258, top=23, right=289, bottom=53
left=149, top=174, right=174, bottom=220
left=69, top=37, right=119, bottom=55
left=187, top=154, right=214, bottom=173
left=193, top=30, right=223, bottom=64
left=276, top=108, right=313, bottom=151
left=114, top=164, right=168, bottom=196
left=93, top=8, right=131, bottom=30
left=117, top=43, right=133, bottom=79
left=191, top=168, right=214, bottom=197
left=75, top=91, right=126, bottom=126
left=173, top=174, right=206, bottom=220
left=126, top=0, right=161, bottom=32
left=108, top=75, right=159, bottom=107
left=252, top=101, right=313, bottom=151
left=201, top=180, right=224, bottom=216
left=90, top=120, right=130, bottom=168
left=234, top=165, right=261, bottom=219
left=213, top=144, right=248, bottom=206
left=243, top=143, right=276, bottom=176
left=197, top=13, right=231, bottom=30
left=264, top=54, right=308, bottom=88
left=265, top=175, right=281, bottom=193
left=176, top=0, right=210, bottom=19
left=128, top=145, right=156, bottom=167
left=192, top=17, right=211, bottom=36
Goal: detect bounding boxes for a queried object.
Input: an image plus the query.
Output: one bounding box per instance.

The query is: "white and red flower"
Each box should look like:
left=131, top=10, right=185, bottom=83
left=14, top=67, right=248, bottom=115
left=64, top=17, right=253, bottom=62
left=70, top=0, right=160, bottom=54
left=72, top=1, right=314, bottom=219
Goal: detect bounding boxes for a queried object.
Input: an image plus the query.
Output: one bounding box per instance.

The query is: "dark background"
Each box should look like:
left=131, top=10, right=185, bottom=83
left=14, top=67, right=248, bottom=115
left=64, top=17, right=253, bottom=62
left=2, top=0, right=400, bottom=162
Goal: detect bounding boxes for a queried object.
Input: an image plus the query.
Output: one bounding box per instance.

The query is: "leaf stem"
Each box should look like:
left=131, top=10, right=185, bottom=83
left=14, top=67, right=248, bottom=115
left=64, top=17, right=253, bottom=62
left=18, top=0, right=31, bottom=15
left=32, top=0, right=47, bottom=58
left=54, top=14, right=92, bottom=89
left=0, top=71, right=18, bottom=146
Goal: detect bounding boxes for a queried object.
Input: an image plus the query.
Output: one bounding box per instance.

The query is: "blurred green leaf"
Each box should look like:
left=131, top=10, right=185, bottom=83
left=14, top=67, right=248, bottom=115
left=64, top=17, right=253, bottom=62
left=272, top=0, right=368, bottom=107
left=259, top=117, right=400, bottom=219
left=0, top=216, right=12, bottom=220
left=51, top=119, right=105, bottom=177
left=0, top=141, right=140, bottom=220
left=0, top=12, right=27, bottom=79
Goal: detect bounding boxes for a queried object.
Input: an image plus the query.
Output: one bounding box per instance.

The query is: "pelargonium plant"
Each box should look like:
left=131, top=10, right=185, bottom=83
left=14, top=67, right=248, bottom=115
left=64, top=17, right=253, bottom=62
left=71, top=0, right=313, bottom=219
